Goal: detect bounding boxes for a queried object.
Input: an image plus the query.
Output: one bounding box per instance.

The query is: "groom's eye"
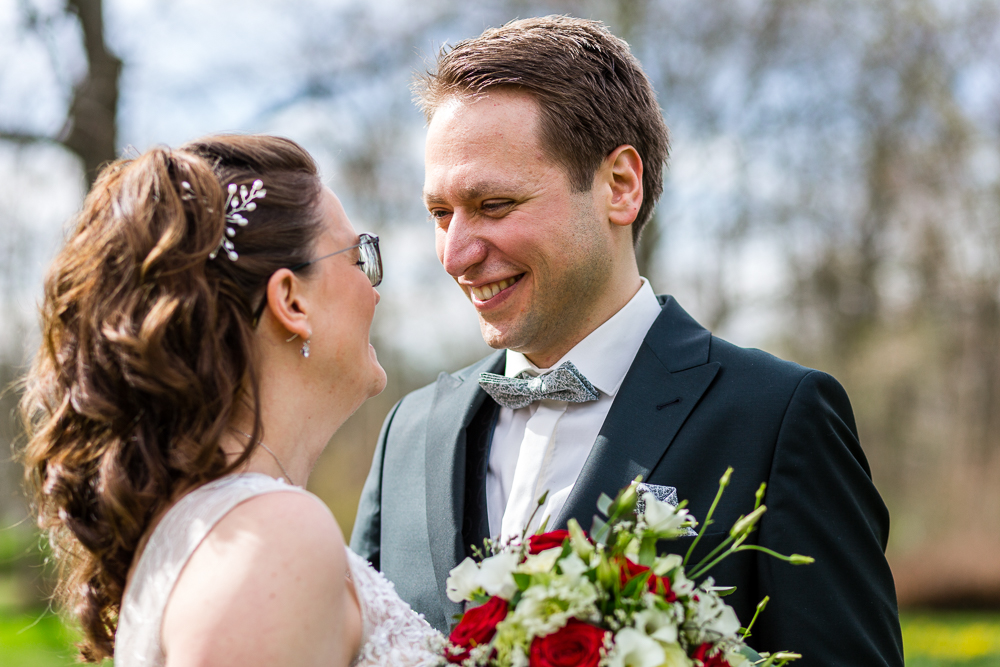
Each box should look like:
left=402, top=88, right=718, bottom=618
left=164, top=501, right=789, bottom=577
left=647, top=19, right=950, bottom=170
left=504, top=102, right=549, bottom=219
left=481, top=200, right=514, bottom=216
left=428, top=209, right=451, bottom=224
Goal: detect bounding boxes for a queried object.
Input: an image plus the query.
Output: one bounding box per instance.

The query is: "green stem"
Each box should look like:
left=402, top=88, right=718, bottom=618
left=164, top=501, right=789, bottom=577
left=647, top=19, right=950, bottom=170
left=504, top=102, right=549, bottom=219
left=520, top=490, right=549, bottom=542
left=741, top=596, right=769, bottom=640
left=688, top=533, right=750, bottom=580
left=733, top=544, right=800, bottom=562
left=684, top=468, right=731, bottom=567
left=688, top=546, right=735, bottom=580
left=688, top=532, right=745, bottom=579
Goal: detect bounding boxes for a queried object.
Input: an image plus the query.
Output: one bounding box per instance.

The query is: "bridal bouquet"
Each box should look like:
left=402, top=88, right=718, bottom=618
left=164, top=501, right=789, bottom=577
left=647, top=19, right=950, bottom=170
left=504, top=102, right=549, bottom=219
left=440, top=469, right=810, bottom=667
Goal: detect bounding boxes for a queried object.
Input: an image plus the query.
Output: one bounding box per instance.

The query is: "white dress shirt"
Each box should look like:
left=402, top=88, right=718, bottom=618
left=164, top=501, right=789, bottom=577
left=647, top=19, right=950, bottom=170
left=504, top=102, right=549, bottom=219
left=486, top=278, right=663, bottom=539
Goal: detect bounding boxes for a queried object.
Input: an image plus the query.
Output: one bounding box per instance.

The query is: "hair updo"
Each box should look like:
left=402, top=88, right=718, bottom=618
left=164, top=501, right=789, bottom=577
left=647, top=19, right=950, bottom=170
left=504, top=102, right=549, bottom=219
left=18, top=134, right=325, bottom=661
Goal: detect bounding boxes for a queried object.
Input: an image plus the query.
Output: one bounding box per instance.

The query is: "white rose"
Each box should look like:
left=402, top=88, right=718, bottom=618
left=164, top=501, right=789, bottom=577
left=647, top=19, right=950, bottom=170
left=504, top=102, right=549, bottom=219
left=558, top=552, right=588, bottom=582
left=445, top=552, right=520, bottom=602
left=692, top=588, right=741, bottom=639
left=521, top=547, right=561, bottom=574
left=662, top=643, right=693, bottom=667
left=478, top=551, right=520, bottom=599
left=607, top=627, right=666, bottom=667
left=706, top=604, right=741, bottom=637
left=641, top=494, right=690, bottom=535
left=633, top=608, right=679, bottom=645
left=652, top=553, right=683, bottom=576
left=446, top=557, right=482, bottom=602
left=670, top=567, right=695, bottom=597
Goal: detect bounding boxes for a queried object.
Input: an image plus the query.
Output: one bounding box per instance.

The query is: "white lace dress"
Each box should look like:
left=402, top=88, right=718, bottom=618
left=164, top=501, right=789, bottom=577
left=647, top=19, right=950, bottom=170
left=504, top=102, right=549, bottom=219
left=115, top=473, right=443, bottom=666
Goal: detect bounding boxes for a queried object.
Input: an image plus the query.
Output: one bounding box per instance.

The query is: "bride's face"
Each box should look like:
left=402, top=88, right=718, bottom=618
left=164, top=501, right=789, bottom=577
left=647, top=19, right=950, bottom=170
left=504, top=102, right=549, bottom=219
left=306, top=188, right=387, bottom=401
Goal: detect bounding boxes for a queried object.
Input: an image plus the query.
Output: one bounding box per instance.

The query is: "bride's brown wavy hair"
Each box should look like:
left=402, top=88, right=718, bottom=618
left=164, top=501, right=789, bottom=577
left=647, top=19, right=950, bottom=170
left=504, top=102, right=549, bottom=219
left=18, top=134, right=325, bottom=662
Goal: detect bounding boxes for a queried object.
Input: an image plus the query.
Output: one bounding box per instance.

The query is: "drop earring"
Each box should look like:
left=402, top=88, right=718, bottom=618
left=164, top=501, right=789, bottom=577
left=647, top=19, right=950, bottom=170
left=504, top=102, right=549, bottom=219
left=301, top=339, right=310, bottom=358
left=285, top=333, right=299, bottom=343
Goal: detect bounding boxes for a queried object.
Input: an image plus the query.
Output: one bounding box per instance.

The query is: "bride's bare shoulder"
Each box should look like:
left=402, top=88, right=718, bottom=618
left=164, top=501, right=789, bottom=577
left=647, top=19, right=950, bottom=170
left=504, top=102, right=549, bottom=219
left=162, top=489, right=360, bottom=667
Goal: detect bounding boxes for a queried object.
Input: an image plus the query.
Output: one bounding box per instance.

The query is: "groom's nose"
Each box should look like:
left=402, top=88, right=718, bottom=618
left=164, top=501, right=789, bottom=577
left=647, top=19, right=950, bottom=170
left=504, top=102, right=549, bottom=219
left=437, top=211, right=488, bottom=278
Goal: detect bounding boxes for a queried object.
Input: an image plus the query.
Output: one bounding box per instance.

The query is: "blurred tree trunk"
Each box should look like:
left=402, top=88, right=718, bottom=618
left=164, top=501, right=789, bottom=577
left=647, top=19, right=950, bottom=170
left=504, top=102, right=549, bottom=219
left=60, top=0, right=121, bottom=186
left=0, top=0, right=120, bottom=187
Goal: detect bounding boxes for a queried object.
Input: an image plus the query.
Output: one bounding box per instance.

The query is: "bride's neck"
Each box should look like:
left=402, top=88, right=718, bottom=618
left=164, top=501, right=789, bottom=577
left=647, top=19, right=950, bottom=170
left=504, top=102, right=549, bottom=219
left=224, top=360, right=359, bottom=487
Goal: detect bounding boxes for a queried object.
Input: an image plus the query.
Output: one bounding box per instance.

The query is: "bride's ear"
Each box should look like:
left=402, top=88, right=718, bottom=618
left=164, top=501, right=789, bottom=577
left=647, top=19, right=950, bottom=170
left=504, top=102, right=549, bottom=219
left=263, top=268, right=312, bottom=340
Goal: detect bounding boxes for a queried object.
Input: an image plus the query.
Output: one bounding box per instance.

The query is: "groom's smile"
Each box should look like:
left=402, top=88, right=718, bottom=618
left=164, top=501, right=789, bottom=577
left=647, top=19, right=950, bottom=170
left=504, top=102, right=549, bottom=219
left=424, top=90, right=616, bottom=367
left=469, top=274, right=523, bottom=303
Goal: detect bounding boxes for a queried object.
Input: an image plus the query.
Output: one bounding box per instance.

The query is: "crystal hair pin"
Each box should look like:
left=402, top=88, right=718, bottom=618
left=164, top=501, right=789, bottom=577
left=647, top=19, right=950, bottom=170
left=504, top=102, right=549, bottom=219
left=205, top=179, right=267, bottom=261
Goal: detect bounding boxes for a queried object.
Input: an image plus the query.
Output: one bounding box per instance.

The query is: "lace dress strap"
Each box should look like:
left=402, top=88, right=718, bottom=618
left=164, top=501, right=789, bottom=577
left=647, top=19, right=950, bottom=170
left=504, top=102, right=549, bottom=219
left=344, top=549, right=444, bottom=666
left=115, top=473, right=311, bottom=667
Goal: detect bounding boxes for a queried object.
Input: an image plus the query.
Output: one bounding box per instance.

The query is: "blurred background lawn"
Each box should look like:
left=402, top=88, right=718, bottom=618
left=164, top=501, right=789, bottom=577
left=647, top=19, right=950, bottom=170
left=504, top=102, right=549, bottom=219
left=3, top=0, right=1000, bottom=663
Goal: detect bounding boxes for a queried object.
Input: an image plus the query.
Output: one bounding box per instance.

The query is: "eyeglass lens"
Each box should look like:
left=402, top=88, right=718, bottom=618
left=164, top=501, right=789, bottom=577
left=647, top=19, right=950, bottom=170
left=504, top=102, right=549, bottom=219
left=360, top=235, right=383, bottom=287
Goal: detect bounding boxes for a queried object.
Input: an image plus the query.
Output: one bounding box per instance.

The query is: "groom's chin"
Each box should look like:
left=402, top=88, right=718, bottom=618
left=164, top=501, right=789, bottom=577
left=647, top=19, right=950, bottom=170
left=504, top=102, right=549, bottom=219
left=479, top=319, right=519, bottom=351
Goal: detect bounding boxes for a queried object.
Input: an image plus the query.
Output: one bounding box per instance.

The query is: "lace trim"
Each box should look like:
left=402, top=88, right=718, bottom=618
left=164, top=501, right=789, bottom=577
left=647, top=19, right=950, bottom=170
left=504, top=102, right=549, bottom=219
left=346, top=549, right=446, bottom=666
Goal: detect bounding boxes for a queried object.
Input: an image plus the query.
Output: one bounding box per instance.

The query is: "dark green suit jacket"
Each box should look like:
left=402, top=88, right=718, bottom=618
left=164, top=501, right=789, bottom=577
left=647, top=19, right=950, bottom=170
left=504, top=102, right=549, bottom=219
left=351, top=296, right=903, bottom=666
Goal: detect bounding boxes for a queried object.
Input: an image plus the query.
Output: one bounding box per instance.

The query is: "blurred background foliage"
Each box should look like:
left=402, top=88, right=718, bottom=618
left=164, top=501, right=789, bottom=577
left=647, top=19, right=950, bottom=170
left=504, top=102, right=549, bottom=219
left=1, top=0, right=1000, bottom=663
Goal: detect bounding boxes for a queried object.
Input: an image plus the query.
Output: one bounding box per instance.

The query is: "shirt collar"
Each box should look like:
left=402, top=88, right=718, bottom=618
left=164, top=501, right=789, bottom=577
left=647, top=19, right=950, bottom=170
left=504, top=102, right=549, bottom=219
left=504, top=278, right=662, bottom=396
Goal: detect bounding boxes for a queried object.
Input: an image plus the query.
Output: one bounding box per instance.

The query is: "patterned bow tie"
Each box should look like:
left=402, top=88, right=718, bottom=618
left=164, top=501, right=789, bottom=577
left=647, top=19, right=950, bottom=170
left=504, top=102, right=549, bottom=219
left=478, top=361, right=600, bottom=409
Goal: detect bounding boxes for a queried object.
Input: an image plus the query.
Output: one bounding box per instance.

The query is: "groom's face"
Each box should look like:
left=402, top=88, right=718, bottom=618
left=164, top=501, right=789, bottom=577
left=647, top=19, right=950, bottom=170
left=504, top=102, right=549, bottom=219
left=423, top=90, right=615, bottom=364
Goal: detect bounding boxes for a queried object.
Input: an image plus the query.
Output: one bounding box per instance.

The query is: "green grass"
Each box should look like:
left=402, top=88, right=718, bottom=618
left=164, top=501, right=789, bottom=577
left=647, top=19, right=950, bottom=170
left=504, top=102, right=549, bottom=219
left=0, top=611, right=84, bottom=667
left=0, top=608, right=997, bottom=665
left=901, top=611, right=1000, bottom=666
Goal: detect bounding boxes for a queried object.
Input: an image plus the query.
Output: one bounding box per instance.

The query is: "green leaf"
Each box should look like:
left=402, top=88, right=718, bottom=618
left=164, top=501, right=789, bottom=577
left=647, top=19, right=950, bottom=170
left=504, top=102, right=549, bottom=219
left=597, top=493, right=613, bottom=517
left=708, top=585, right=737, bottom=597
left=591, top=515, right=609, bottom=545
left=622, top=571, right=651, bottom=598
left=638, top=536, right=657, bottom=567
left=513, top=573, right=532, bottom=591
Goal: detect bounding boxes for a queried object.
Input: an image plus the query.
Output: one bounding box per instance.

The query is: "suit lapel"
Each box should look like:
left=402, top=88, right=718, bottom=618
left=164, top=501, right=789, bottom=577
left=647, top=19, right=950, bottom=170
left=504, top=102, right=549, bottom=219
left=555, top=297, right=720, bottom=529
left=424, top=351, right=504, bottom=614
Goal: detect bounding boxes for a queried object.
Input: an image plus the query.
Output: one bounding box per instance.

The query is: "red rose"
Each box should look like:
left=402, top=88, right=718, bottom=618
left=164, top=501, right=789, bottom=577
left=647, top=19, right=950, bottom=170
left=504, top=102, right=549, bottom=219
left=618, top=556, right=650, bottom=587
left=447, top=596, right=508, bottom=663
left=617, top=557, right=677, bottom=602
left=692, top=642, right=730, bottom=667
left=529, top=619, right=607, bottom=667
left=528, top=529, right=571, bottom=554
left=650, top=572, right=678, bottom=602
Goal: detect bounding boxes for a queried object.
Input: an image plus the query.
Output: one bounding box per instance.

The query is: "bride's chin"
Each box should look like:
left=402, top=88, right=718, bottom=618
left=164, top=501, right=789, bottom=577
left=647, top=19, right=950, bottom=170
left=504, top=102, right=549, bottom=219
left=369, top=365, right=388, bottom=397
left=366, top=345, right=387, bottom=397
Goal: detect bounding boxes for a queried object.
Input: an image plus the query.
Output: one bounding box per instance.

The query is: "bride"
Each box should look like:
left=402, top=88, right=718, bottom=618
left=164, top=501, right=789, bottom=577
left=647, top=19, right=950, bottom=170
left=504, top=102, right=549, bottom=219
left=19, top=134, right=442, bottom=665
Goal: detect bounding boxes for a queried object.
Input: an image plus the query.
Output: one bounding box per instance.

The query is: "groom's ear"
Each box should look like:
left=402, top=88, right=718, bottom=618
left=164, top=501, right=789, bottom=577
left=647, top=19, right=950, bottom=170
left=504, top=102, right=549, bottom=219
left=263, top=268, right=312, bottom=340
left=597, top=144, right=643, bottom=229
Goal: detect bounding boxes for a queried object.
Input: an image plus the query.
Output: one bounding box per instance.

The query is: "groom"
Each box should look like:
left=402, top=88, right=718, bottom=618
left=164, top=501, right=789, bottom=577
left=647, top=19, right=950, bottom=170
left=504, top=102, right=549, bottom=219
left=352, top=16, right=902, bottom=665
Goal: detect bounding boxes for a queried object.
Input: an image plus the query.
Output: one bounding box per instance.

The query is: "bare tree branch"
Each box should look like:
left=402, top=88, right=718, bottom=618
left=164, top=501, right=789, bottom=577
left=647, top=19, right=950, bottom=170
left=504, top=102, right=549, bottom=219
left=0, top=0, right=121, bottom=185
left=0, top=131, right=58, bottom=146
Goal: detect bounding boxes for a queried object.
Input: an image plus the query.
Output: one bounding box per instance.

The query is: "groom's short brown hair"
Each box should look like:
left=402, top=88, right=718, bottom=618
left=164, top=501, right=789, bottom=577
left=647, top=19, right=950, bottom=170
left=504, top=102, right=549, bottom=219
left=414, top=15, right=670, bottom=244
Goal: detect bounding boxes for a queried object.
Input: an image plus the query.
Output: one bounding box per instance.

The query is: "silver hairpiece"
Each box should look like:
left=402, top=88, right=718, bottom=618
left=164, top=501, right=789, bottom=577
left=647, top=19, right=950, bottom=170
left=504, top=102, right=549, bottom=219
left=207, top=179, right=267, bottom=261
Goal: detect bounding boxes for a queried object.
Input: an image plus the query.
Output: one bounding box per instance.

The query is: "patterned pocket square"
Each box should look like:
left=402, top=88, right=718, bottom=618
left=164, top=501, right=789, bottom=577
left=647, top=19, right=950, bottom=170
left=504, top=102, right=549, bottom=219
left=635, top=483, right=697, bottom=535
left=635, top=483, right=679, bottom=509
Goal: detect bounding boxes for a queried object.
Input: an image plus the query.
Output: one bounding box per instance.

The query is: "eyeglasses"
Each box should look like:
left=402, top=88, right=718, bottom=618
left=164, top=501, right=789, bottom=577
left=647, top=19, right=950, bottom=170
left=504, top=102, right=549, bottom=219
left=290, top=233, right=382, bottom=286
left=251, top=233, right=382, bottom=326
